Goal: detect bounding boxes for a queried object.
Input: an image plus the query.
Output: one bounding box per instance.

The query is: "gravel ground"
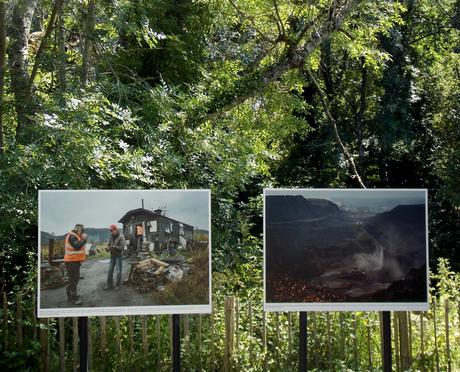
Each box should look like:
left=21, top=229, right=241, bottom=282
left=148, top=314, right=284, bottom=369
left=40, top=257, right=161, bottom=309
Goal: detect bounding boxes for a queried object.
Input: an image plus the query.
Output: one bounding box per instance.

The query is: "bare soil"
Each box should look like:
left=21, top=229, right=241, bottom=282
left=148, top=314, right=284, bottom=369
left=40, top=257, right=161, bottom=309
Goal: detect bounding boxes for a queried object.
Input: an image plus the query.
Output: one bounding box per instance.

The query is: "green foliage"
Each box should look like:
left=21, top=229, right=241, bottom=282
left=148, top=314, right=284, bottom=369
left=431, top=258, right=460, bottom=299
left=1, top=0, right=460, bottom=368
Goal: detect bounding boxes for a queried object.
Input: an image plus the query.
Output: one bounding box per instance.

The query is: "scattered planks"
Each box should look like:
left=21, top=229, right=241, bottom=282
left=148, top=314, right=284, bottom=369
left=128, top=257, right=170, bottom=293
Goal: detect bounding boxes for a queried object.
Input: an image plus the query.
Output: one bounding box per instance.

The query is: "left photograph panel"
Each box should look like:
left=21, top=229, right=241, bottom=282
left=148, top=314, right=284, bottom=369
left=38, top=189, right=211, bottom=317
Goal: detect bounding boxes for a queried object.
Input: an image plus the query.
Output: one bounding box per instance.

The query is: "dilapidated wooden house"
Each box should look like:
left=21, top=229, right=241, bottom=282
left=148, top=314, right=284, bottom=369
left=118, top=208, right=194, bottom=252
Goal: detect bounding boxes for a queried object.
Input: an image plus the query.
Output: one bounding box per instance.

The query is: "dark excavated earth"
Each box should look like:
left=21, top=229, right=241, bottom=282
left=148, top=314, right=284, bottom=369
left=266, top=195, right=427, bottom=303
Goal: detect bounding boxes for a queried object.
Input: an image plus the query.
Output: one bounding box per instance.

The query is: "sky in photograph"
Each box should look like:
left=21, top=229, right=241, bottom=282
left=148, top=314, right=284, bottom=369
left=40, top=190, right=210, bottom=234
left=265, top=188, right=426, bottom=209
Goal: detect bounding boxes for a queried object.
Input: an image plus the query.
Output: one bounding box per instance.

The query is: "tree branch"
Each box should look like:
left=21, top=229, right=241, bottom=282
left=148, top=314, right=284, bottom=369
left=196, top=0, right=362, bottom=124
left=228, top=0, right=277, bottom=44
left=272, top=0, right=286, bottom=41
left=305, top=67, right=366, bottom=188
left=28, top=0, right=61, bottom=93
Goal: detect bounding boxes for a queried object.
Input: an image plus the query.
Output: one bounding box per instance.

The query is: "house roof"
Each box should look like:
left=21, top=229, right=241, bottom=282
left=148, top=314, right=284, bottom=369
left=118, top=208, right=194, bottom=229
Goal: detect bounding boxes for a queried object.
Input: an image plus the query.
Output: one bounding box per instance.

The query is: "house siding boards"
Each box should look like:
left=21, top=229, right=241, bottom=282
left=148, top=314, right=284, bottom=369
left=119, top=208, right=194, bottom=251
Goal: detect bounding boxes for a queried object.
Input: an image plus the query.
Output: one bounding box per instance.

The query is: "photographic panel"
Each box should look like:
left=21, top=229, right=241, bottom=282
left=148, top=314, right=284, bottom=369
left=264, top=189, right=429, bottom=312
left=38, top=189, right=211, bottom=317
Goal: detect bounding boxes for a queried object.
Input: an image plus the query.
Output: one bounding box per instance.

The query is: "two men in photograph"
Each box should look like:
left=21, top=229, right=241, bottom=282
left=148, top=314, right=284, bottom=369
left=105, top=224, right=126, bottom=291
left=64, top=224, right=88, bottom=305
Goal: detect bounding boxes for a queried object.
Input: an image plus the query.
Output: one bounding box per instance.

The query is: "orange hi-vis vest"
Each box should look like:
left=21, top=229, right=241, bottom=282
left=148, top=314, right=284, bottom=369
left=136, top=225, right=144, bottom=236
left=64, top=232, right=86, bottom=262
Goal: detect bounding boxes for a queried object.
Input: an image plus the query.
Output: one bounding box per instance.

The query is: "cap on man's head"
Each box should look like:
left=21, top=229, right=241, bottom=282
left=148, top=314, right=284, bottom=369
left=75, top=224, right=84, bottom=230
left=109, top=224, right=118, bottom=231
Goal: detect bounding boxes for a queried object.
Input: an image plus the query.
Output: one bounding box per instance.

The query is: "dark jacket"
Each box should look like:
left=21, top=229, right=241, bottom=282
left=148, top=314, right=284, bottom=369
left=68, top=231, right=87, bottom=249
left=108, top=231, right=126, bottom=257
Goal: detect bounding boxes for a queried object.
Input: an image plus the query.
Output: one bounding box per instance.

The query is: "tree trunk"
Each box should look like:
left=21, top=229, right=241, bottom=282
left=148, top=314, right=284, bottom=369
left=8, top=0, right=38, bottom=144
left=0, top=0, right=6, bottom=154
left=356, top=56, right=367, bottom=171
left=81, top=0, right=95, bottom=87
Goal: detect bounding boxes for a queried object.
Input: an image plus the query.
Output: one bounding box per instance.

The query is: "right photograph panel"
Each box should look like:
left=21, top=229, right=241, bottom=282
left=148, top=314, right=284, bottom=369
left=264, top=189, right=429, bottom=312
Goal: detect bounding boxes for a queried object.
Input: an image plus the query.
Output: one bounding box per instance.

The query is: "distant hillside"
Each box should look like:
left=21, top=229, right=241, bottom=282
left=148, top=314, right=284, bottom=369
left=40, top=228, right=111, bottom=245
left=266, top=196, right=362, bottom=278
left=194, top=229, right=209, bottom=240
left=364, top=204, right=426, bottom=263
left=266, top=195, right=351, bottom=224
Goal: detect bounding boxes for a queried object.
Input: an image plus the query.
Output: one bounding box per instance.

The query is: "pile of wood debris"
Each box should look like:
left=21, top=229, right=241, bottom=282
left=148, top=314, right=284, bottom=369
left=41, top=262, right=67, bottom=289
left=126, top=257, right=188, bottom=294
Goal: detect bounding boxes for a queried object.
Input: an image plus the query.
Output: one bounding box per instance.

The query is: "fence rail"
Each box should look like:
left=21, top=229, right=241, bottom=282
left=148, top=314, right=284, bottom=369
left=1, top=291, right=459, bottom=371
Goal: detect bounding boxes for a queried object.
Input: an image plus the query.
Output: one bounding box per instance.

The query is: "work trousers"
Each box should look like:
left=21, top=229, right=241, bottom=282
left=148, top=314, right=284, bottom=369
left=107, top=256, right=123, bottom=288
left=136, top=235, right=143, bottom=252
left=65, top=262, right=81, bottom=299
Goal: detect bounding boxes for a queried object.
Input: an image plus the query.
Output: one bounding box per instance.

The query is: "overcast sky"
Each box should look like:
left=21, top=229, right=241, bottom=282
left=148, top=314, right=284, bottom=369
left=40, top=190, right=210, bottom=235
left=265, top=188, right=426, bottom=208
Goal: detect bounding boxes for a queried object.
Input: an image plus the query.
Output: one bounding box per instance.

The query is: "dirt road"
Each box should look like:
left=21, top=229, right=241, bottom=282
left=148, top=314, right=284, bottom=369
left=40, top=257, right=160, bottom=309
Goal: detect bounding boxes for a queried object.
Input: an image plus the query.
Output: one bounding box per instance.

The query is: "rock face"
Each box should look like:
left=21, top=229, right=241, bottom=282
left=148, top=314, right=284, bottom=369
left=265, top=195, right=427, bottom=303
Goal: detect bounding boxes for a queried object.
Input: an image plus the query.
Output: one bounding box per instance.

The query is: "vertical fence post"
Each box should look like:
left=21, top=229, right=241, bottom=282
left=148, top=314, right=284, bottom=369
left=210, top=304, right=215, bottom=370
left=39, top=318, right=48, bottom=372
left=367, top=313, right=373, bottom=370
left=445, top=299, right=451, bottom=372
left=433, top=299, right=440, bottom=372
left=353, top=312, right=359, bottom=370
left=288, top=312, right=292, bottom=367
left=128, top=315, right=134, bottom=354
left=172, top=314, right=181, bottom=372
left=184, top=314, right=190, bottom=367
left=275, top=312, right=280, bottom=369
left=72, top=318, right=78, bottom=372
left=198, top=314, right=202, bottom=371
left=156, top=315, right=161, bottom=371
left=312, top=312, right=318, bottom=370
left=59, top=318, right=66, bottom=372
left=248, top=299, right=253, bottom=363
left=3, top=292, right=8, bottom=350
left=408, top=312, right=413, bottom=360
left=142, top=315, right=148, bottom=366
left=79, top=317, right=88, bottom=372
left=16, top=292, right=23, bottom=350
left=382, top=312, right=392, bottom=372
left=235, top=298, right=239, bottom=355
left=114, top=316, right=121, bottom=365
left=299, top=312, right=307, bottom=372
left=263, top=309, right=268, bottom=370
left=393, top=312, right=400, bottom=372
left=398, top=312, right=411, bottom=370
left=88, top=318, right=92, bottom=371
left=420, top=312, right=425, bottom=372
left=32, top=296, right=38, bottom=342
left=169, top=315, right=173, bottom=364
left=340, top=313, right=345, bottom=362
left=327, top=312, right=332, bottom=370
left=379, top=312, right=384, bottom=368
left=224, top=296, right=235, bottom=372
left=458, top=301, right=460, bottom=337
left=100, top=316, right=107, bottom=369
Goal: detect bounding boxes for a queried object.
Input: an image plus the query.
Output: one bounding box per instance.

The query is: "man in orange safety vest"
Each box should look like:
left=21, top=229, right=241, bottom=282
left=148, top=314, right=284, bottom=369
left=135, top=223, right=144, bottom=253
left=64, top=223, right=88, bottom=305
